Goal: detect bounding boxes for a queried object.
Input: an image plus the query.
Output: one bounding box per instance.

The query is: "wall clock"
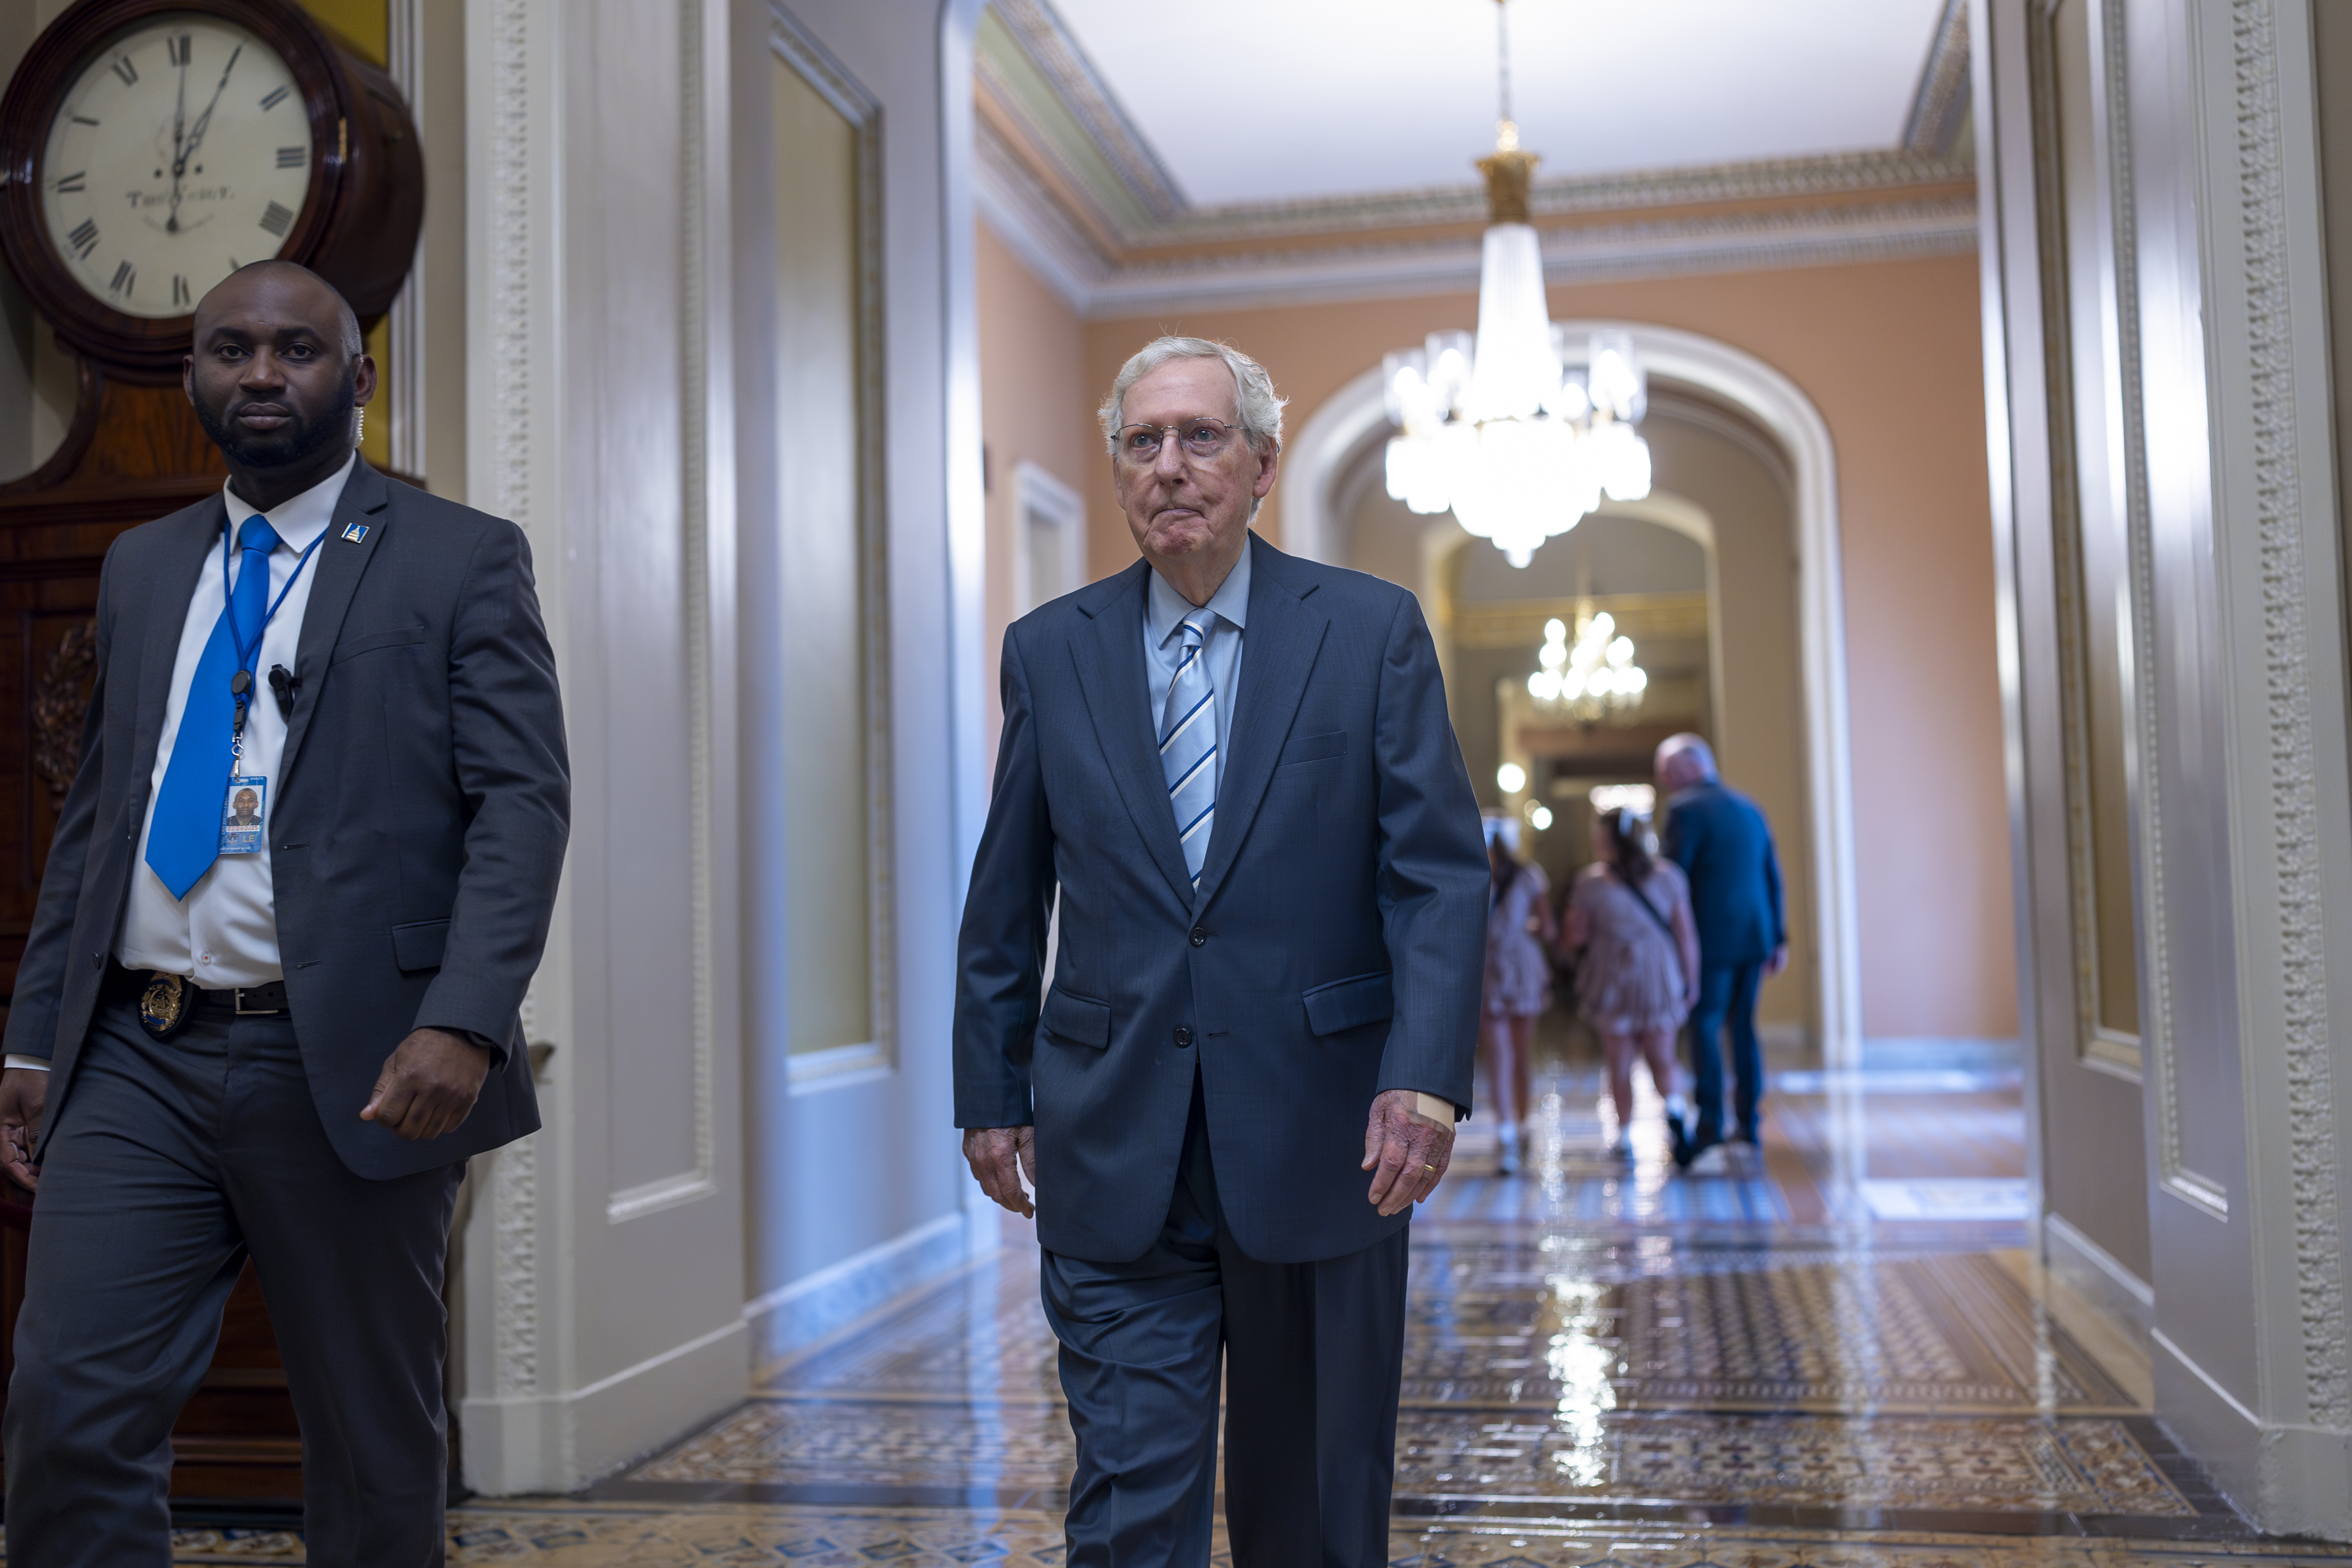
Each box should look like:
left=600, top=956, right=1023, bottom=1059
left=0, top=0, right=423, bottom=380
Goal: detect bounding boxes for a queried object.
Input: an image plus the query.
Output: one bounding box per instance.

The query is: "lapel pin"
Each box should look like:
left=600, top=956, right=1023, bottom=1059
left=342, top=522, right=369, bottom=544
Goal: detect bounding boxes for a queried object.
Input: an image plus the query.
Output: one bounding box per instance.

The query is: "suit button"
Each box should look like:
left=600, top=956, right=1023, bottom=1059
left=1190, top=926, right=1207, bottom=947
left=1173, top=1026, right=1193, bottom=1048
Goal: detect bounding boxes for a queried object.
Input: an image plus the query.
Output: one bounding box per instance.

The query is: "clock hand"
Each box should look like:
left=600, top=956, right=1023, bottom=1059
left=174, top=45, right=243, bottom=181
left=168, top=51, right=189, bottom=234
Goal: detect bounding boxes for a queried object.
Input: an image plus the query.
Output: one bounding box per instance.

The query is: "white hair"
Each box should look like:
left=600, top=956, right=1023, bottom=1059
left=1657, top=732, right=1718, bottom=780
left=1097, top=336, right=1287, bottom=454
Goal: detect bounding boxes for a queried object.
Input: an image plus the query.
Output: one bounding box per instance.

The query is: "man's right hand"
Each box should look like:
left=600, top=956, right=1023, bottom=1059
left=0, top=1067, right=49, bottom=1193
left=962, top=1126, right=1037, bottom=1218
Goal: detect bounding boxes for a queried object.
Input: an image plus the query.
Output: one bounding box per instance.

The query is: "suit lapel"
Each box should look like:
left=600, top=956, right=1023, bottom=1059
left=279, top=460, right=393, bottom=783
left=131, top=496, right=230, bottom=786
left=1192, top=541, right=1328, bottom=912
left=1069, top=561, right=1196, bottom=908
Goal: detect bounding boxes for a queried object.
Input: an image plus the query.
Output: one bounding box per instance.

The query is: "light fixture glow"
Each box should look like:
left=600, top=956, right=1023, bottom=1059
left=1378, top=3, right=1651, bottom=570
left=1496, top=762, right=1527, bottom=794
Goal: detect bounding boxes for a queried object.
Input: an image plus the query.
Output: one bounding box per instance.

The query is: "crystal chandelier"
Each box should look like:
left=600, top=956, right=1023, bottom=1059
left=1381, top=0, right=1653, bottom=568
left=1529, top=610, right=1648, bottom=723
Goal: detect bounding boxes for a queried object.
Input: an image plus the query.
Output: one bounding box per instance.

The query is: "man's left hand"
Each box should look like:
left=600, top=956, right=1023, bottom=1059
left=1765, top=943, right=1790, bottom=977
left=361, top=1028, right=492, bottom=1140
left=1362, top=1089, right=1455, bottom=1216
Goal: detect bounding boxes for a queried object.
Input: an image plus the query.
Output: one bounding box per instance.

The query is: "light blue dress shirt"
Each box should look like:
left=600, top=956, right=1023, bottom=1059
left=1143, top=536, right=1252, bottom=800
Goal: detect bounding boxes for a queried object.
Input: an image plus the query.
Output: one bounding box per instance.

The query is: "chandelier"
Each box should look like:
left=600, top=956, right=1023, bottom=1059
left=1529, top=610, right=1647, bottom=723
left=1381, top=0, right=1653, bottom=568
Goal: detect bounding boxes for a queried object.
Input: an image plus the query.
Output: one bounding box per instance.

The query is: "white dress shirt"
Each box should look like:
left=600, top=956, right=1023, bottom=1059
left=1143, top=536, right=1251, bottom=799
left=119, top=455, right=352, bottom=986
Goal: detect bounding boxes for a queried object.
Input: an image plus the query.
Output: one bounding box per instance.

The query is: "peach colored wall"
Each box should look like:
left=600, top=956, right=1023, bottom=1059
left=975, top=219, right=1097, bottom=760
left=1080, top=255, right=2015, bottom=1044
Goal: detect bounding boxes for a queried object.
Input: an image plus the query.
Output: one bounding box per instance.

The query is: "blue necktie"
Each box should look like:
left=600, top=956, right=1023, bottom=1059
left=1159, top=616, right=1217, bottom=888
left=146, top=516, right=280, bottom=900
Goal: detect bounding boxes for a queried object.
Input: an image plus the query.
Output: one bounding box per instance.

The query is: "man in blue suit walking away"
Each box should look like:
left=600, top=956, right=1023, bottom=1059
left=954, top=337, right=1488, bottom=1567
left=1655, top=733, right=1787, bottom=1171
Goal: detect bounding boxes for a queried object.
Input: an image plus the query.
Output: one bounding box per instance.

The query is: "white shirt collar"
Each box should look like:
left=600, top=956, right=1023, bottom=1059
left=1148, top=533, right=1254, bottom=645
left=223, top=451, right=358, bottom=553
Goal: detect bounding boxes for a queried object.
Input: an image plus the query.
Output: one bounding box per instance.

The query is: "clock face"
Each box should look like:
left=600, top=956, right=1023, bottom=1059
left=36, top=15, right=312, bottom=321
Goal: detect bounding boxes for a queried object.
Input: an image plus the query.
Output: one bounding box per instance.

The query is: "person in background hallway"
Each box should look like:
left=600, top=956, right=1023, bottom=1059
left=1654, top=732, right=1786, bottom=1172
left=0, top=262, right=569, bottom=1567
left=1480, top=816, right=1552, bottom=1175
left=954, top=336, right=1487, bottom=1567
left=1564, top=809, right=1700, bottom=1159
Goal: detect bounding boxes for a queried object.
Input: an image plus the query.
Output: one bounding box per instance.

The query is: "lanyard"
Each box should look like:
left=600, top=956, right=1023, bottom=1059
left=220, top=521, right=327, bottom=687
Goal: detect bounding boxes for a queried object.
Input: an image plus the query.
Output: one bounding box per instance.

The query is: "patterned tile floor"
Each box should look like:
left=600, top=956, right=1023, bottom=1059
left=110, top=1061, right=2352, bottom=1563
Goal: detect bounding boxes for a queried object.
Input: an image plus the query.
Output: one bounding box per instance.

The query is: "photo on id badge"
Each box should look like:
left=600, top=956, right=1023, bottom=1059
left=219, top=778, right=266, bottom=854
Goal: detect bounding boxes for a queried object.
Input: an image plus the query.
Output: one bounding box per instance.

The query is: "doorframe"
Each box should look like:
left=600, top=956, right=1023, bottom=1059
left=1283, top=322, right=1860, bottom=1066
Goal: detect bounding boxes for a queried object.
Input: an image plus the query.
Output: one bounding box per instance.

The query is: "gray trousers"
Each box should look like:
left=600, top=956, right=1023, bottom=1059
left=1041, top=1077, right=1410, bottom=1568
left=4, top=995, right=461, bottom=1568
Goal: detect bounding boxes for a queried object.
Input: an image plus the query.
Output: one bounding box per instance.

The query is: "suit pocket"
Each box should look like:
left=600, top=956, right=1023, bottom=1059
left=1302, top=970, right=1393, bottom=1036
left=392, top=919, right=449, bottom=972
left=1275, top=729, right=1346, bottom=770
left=332, top=623, right=429, bottom=664
left=1040, top=985, right=1112, bottom=1049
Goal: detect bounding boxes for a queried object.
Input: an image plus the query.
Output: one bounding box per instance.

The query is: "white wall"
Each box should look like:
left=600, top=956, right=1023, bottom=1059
left=734, top=0, right=991, bottom=1367
left=452, top=0, right=988, bottom=1492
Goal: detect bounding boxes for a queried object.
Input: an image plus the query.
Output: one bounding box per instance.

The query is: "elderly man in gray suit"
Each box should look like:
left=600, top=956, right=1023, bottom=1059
left=955, top=337, right=1487, bottom=1565
left=0, top=262, right=567, bottom=1566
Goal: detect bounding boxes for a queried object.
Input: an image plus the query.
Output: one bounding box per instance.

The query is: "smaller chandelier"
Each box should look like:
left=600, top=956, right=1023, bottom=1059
left=1528, top=610, right=1647, bottom=724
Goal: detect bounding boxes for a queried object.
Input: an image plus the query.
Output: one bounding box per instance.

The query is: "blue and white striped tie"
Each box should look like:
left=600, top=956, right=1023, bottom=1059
left=1160, top=616, right=1216, bottom=888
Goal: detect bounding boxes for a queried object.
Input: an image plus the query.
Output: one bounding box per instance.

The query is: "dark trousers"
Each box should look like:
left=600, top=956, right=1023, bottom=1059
left=4, top=996, right=462, bottom=1568
left=1040, top=1077, right=1409, bottom=1568
left=1687, top=961, right=1765, bottom=1144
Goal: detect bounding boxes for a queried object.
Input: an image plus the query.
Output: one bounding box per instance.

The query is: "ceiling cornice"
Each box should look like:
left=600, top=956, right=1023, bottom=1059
left=975, top=0, right=1981, bottom=319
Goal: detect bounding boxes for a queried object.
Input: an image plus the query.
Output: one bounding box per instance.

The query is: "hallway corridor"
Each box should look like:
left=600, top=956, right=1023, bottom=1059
left=142, top=1072, right=2351, bottom=1565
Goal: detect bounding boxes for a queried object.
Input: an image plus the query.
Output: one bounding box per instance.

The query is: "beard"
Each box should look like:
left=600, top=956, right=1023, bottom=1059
left=195, top=374, right=357, bottom=469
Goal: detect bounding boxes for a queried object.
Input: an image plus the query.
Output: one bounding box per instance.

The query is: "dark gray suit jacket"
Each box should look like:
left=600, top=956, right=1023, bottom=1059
left=3, top=459, right=570, bottom=1180
left=954, top=538, right=1487, bottom=1265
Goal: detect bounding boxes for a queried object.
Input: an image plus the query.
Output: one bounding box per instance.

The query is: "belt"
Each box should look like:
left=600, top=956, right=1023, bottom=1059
left=107, top=962, right=288, bottom=1016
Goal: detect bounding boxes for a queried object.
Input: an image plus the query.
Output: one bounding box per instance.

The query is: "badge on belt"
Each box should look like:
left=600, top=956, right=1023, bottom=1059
left=138, top=972, right=191, bottom=1041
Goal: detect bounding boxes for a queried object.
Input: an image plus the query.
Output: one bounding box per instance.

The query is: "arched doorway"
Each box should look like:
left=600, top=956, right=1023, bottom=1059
left=1284, top=324, right=1856, bottom=1063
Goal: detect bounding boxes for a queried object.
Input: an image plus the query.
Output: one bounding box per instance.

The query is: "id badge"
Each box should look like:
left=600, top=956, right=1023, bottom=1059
left=218, top=775, right=267, bottom=854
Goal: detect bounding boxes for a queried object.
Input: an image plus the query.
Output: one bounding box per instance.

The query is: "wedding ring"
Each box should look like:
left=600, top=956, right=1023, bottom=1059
left=1423, top=1163, right=1438, bottom=1173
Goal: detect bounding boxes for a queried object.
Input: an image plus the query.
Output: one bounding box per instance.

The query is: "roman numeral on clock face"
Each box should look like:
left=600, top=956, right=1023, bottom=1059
left=258, top=202, right=294, bottom=238
left=167, top=35, right=192, bottom=66
left=53, top=172, right=85, bottom=193
left=65, top=220, right=98, bottom=260
left=109, top=260, right=134, bottom=297
left=110, top=56, right=138, bottom=87
left=172, top=275, right=191, bottom=308
left=276, top=147, right=305, bottom=169
left=259, top=85, right=289, bottom=111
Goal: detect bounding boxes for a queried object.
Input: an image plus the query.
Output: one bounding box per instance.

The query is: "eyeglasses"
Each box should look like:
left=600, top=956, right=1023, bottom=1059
left=1113, top=418, right=1245, bottom=466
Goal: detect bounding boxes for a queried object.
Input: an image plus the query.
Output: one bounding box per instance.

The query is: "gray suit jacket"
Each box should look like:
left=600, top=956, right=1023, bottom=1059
left=3, top=460, right=570, bottom=1180
left=953, top=539, right=1487, bottom=1265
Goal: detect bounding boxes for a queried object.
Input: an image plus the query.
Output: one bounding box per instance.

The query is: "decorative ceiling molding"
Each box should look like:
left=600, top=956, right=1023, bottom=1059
left=1902, top=0, right=1973, bottom=158
left=975, top=0, right=1980, bottom=318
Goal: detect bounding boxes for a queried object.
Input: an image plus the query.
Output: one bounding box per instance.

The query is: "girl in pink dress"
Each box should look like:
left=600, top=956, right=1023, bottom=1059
left=1482, top=819, right=1555, bottom=1174
left=1563, top=809, right=1701, bottom=1158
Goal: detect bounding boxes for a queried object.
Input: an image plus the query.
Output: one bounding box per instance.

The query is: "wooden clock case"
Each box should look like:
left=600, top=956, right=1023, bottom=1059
left=0, top=0, right=425, bottom=1520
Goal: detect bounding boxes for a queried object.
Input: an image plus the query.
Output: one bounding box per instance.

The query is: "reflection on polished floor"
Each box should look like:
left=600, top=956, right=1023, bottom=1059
left=117, top=1067, right=2352, bottom=1564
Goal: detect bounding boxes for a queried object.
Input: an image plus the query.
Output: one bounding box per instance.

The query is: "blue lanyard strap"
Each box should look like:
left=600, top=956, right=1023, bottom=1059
left=220, top=520, right=329, bottom=682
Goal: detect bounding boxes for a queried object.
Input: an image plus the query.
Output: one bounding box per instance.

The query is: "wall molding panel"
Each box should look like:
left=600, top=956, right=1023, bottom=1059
left=1983, top=0, right=2352, bottom=1532
left=457, top=0, right=750, bottom=1496
left=2225, top=0, right=2349, bottom=1433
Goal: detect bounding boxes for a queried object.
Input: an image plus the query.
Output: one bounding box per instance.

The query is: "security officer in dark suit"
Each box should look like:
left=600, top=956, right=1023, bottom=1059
left=1655, top=732, right=1786, bottom=1168
left=0, top=262, right=568, bottom=1566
